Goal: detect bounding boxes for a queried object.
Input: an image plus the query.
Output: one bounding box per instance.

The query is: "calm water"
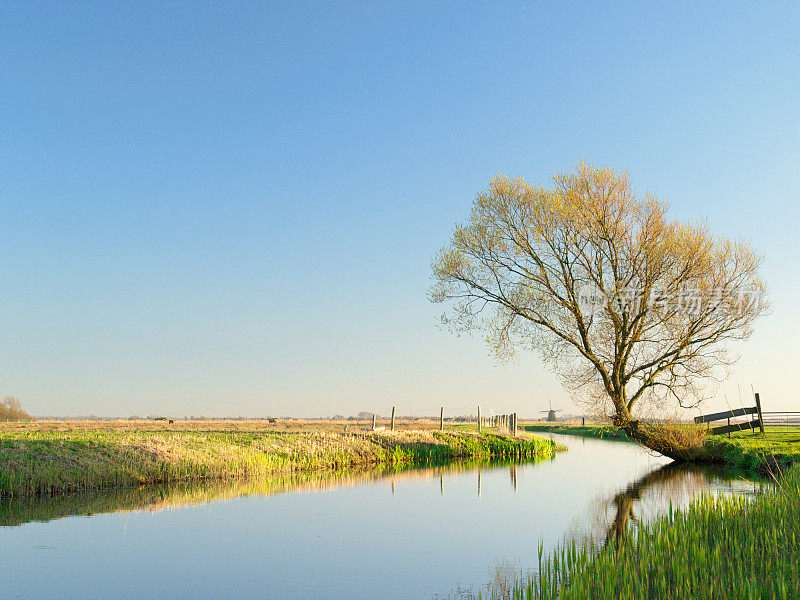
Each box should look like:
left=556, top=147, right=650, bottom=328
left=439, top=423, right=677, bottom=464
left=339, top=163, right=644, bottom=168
left=0, top=434, right=766, bottom=599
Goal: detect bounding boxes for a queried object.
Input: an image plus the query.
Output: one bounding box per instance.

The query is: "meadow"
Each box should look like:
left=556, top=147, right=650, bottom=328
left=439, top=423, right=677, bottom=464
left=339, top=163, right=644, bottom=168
left=707, top=426, right=800, bottom=471
left=0, top=420, right=560, bottom=498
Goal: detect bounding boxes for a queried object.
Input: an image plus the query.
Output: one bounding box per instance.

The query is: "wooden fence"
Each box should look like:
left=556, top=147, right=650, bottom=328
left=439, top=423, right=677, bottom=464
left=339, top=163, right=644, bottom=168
left=762, top=411, right=800, bottom=425
left=694, top=393, right=765, bottom=435
left=366, top=406, right=520, bottom=436
left=479, top=412, right=518, bottom=436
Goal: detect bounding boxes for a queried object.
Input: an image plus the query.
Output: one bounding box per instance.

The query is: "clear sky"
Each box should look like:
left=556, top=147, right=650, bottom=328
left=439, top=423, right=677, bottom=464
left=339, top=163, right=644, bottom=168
left=2, top=2, right=798, bottom=418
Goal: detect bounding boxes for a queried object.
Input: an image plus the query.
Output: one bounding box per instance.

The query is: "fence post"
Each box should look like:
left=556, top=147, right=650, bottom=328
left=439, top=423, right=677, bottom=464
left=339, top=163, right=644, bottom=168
left=477, top=406, right=481, bottom=433
left=390, top=406, right=395, bottom=431
left=440, top=407, right=444, bottom=432
left=511, top=413, right=517, bottom=436
left=372, top=414, right=376, bottom=430
left=754, top=393, right=765, bottom=434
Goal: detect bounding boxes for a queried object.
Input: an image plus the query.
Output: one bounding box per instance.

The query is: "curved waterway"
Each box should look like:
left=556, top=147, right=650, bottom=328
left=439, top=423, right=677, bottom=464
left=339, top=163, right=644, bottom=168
left=0, top=434, right=768, bottom=599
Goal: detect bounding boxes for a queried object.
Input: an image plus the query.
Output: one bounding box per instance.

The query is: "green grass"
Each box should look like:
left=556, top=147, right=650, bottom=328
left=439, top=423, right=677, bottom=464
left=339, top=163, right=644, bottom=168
left=0, top=427, right=562, bottom=498
left=486, top=463, right=800, bottom=600
left=704, top=426, right=800, bottom=473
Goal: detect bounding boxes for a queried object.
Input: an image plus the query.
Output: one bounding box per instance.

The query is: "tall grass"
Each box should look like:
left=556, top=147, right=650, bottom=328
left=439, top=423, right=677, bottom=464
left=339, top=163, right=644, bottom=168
left=0, top=428, right=561, bottom=499
left=491, top=464, right=800, bottom=600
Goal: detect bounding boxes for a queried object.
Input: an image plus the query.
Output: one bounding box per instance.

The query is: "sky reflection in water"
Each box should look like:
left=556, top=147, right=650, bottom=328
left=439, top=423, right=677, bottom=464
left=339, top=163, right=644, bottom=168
left=0, top=434, right=767, bottom=599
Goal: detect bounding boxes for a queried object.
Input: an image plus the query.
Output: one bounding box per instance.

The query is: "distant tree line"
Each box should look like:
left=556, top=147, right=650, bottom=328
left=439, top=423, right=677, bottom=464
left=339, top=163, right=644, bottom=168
left=1, top=397, right=32, bottom=422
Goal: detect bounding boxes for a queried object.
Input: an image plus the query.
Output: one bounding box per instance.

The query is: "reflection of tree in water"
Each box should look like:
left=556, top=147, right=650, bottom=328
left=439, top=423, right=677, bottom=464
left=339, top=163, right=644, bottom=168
left=568, top=462, right=767, bottom=548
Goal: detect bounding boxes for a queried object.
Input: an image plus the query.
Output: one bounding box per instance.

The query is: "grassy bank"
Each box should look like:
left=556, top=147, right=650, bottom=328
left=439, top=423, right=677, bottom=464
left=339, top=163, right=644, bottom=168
left=490, top=463, right=800, bottom=600
left=524, top=422, right=800, bottom=473
left=705, top=426, right=800, bottom=472
left=0, top=421, right=561, bottom=499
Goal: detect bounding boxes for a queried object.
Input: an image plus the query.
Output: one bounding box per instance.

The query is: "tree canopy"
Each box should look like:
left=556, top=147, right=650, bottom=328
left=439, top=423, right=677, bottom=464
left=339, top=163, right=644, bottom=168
left=430, top=163, right=766, bottom=458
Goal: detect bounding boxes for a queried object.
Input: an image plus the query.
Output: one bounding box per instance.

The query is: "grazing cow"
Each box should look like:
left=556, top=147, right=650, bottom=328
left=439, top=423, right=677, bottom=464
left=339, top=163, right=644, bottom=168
left=268, top=418, right=276, bottom=424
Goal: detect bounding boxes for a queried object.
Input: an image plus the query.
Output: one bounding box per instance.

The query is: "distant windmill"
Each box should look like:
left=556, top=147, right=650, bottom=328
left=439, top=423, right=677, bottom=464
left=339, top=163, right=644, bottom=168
left=540, top=399, right=562, bottom=422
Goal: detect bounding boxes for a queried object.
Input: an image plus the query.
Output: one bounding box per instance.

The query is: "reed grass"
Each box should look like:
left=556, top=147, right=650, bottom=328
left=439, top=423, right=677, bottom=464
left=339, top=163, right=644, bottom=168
left=486, top=464, right=800, bottom=600
left=0, top=424, right=561, bottom=499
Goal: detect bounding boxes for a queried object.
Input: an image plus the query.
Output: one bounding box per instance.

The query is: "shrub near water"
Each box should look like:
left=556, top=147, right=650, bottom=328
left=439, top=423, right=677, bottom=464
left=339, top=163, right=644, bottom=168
left=500, top=465, right=800, bottom=600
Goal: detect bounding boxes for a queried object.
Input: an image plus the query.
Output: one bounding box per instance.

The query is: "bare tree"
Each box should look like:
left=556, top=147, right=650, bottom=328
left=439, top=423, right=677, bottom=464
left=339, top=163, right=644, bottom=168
left=0, top=396, right=32, bottom=421
left=2, top=396, right=23, bottom=411
left=430, top=163, right=766, bottom=460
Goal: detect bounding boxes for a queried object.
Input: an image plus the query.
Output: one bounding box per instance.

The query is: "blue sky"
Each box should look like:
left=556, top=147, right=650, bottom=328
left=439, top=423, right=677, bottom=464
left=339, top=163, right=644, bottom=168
left=2, top=1, right=798, bottom=417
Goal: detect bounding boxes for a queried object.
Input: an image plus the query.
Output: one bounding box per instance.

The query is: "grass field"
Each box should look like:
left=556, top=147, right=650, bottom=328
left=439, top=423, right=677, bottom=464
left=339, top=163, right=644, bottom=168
left=706, top=426, right=800, bottom=472
left=0, top=420, right=561, bottom=499
left=488, top=462, right=800, bottom=599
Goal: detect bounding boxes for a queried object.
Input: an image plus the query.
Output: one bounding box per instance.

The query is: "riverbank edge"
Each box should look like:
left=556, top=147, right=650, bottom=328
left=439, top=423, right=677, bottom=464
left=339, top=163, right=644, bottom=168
left=490, top=461, right=800, bottom=599
left=0, top=429, right=564, bottom=499
left=523, top=423, right=799, bottom=474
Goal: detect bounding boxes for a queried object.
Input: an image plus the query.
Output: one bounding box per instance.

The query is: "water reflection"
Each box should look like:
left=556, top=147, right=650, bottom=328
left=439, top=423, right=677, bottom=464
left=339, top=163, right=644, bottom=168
left=0, top=458, right=543, bottom=528
left=0, top=435, right=770, bottom=600
left=572, top=460, right=769, bottom=549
